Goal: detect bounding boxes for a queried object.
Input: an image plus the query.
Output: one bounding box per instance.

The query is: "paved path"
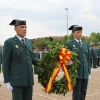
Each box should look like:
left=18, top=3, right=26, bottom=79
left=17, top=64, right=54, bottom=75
left=0, top=67, right=100, bottom=100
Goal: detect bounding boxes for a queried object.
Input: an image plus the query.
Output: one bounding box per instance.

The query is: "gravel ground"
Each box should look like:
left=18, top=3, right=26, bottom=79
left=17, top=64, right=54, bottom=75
left=0, top=67, right=100, bottom=100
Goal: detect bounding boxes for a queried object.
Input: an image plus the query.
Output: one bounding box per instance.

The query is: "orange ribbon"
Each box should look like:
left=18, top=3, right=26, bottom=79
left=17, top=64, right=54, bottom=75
left=43, top=48, right=73, bottom=92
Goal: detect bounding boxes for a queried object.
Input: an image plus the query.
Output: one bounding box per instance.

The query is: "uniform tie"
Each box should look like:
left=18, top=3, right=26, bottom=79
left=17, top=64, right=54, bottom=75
left=78, top=41, right=81, bottom=46
left=21, top=39, right=26, bottom=48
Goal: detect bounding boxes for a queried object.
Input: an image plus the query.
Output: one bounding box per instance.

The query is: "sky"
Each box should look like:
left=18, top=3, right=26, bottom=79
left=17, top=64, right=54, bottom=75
left=0, top=0, right=100, bottom=45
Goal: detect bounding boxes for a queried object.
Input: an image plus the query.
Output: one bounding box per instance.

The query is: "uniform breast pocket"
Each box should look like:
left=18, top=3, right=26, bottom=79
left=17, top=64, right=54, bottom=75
left=72, top=48, right=80, bottom=58
left=13, top=50, right=23, bottom=61
left=73, top=48, right=80, bottom=53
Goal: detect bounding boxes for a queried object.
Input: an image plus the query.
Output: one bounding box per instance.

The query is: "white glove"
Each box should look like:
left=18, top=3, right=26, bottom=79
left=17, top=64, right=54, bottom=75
left=66, top=60, right=73, bottom=65
left=89, top=75, right=91, bottom=80
left=6, top=82, right=13, bottom=91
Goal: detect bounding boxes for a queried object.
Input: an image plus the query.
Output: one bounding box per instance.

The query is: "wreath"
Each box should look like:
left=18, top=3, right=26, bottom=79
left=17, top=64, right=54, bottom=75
left=38, top=45, right=79, bottom=96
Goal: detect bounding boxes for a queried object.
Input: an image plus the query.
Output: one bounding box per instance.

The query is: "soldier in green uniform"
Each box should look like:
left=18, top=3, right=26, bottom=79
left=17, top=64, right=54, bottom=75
left=89, top=45, right=93, bottom=67
left=92, top=44, right=98, bottom=68
left=33, top=47, right=40, bottom=74
left=96, top=45, right=100, bottom=66
left=0, top=49, right=2, bottom=86
left=0, top=49, right=2, bottom=70
left=97, top=46, right=100, bottom=67
left=41, top=47, right=48, bottom=57
left=2, top=19, right=39, bottom=100
left=36, top=47, right=40, bottom=60
left=66, top=25, right=90, bottom=100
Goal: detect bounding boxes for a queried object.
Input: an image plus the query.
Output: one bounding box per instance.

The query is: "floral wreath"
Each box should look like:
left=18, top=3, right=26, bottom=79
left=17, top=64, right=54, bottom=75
left=38, top=45, right=79, bottom=96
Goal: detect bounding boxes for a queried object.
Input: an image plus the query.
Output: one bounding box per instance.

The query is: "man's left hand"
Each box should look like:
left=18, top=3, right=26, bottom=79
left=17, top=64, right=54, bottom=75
left=66, top=60, right=73, bottom=65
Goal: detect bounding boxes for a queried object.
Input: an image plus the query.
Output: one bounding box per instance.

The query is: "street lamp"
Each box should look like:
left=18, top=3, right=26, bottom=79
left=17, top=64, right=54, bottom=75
left=65, top=8, right=69, bottom=42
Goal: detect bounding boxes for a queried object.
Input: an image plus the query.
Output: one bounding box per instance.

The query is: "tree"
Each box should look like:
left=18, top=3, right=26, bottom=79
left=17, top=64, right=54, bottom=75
left=88, top=32, right=99, bottom=44
left=96, top=32, right=100, bottom=42
left=69, top=33, right=74, bottom=40
left=51, top=38, right=63, bottom=46
left=81, top=36, right=87, bottom=41
left=32, top=31, right=100, bottom=50
left=33, top=38, right=51, bottom=49
left=62, top=35, right=68, bottom=46
left=33, top=37, right=63, bottom=50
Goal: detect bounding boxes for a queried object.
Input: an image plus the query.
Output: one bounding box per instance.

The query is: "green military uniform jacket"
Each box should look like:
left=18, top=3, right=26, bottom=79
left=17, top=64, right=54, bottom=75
left=0, top=49, right=2, bottom=69
left=92, top=48, right=97, bottom=58
left=92, top=48, right=98, bottom=68
left=96, top=48, right=100, bottom=66
left=97, top=48, right=100, bottom=58
left=66, top=39, right=90, bottom=79
left=32, top=52, right=40, bottom=61
left=41, top=51, right=46, bottom=57
left=89, top=48, right=93, bottom=67
left=89, top=48, right=93, bottom=58
left=2, top=36, right=38, bottom=86
left=33, top=51, right=40, bottom=74
left=37, top=51, right=40, bottom=59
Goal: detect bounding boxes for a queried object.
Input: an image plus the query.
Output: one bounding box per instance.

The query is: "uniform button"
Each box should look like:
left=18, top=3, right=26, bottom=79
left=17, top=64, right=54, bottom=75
left=18, top=52, right=19, bottom=54
left=83, top=55, right=84, bottom=56
left=84, top=64, right=85, bottom=65
left=29, top=67, right=30, bottom=68
left=28, top=62, right=30, bottom=63
left=16, top=72, right=17, bottom=73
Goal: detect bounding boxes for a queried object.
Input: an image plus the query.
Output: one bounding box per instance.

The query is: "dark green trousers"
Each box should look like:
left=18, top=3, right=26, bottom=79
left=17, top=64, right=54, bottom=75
left=93, top=58, right=97, bottom=68
left=90, top=57, right=93, bottom=67
left=72, top=79, right=88, bottom=100
left=12, top=86, right=33, bottom=100
left=97, top=57, right=100, bottom=66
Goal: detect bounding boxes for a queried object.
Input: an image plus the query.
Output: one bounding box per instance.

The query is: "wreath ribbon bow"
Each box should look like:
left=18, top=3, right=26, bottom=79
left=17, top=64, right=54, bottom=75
left=43, top=48, right=73, bottom=93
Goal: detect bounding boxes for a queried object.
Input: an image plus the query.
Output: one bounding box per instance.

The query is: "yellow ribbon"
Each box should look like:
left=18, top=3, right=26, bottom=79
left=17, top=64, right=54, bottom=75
left=43, top=48, right=73, bottom=92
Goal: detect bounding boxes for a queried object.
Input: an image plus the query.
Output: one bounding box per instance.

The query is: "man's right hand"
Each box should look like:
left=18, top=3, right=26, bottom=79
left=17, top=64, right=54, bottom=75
left=6, top=82, right=13, bottom=91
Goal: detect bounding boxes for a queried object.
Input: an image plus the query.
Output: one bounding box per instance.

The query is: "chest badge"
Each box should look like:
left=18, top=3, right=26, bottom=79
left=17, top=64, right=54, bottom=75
left=15, top=45, right=19, bottom=48
left=73, top=44, right=75, bottom=47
